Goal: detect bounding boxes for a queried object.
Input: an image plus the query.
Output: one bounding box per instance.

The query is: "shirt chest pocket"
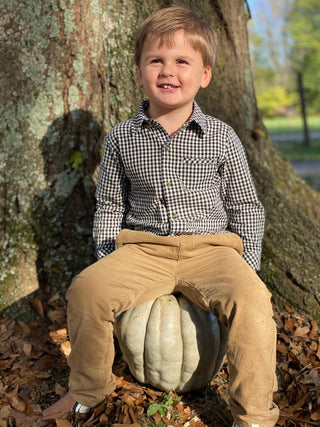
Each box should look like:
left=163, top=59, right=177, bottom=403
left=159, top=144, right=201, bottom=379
left=178, top=157, right=221, bottom=191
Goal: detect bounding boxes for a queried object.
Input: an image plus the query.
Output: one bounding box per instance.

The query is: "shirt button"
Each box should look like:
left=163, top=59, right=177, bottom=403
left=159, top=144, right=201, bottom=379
left=164, top=144, right=170, bottom=150
left=167, top=181, right=172, bottom=187
left=172, top=213, right=178, bottom=219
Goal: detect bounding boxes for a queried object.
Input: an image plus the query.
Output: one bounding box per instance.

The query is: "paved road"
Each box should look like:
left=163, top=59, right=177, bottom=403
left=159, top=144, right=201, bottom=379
left=269, top=132, right=320, bottom=179
left=291, top=161, right=320, bottom=177
left=272, top=132, right=320, bottom=142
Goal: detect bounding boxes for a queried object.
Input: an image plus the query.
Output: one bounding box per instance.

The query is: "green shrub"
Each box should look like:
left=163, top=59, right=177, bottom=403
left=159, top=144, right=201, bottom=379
left=257, top=86, right=298, bottom=118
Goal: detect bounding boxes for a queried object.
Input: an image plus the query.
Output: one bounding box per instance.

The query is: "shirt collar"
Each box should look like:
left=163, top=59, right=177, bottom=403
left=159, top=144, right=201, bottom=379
left=131, top=100, right=207, bottom=134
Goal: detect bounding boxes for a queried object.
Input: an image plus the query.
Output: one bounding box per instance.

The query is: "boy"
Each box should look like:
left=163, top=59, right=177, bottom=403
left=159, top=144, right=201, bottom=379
left=43, top=6, right=279, bottom=427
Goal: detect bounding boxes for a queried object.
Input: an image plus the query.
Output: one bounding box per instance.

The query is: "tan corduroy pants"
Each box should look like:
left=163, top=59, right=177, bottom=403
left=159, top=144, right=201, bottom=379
left=66, top=229, right=279, bottom=427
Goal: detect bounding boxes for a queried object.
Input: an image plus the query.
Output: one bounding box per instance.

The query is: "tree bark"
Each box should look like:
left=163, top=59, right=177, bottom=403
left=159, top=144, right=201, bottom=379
left=297, top=71, right=310, bottom=148
left=1, top=0, right=320, bottom=320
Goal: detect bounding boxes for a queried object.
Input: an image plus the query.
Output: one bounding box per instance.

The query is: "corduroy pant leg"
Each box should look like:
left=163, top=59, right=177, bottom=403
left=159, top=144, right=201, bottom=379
left=66, top=229, right=178, bottom=407
left=175, top=233, right=279, bottom=427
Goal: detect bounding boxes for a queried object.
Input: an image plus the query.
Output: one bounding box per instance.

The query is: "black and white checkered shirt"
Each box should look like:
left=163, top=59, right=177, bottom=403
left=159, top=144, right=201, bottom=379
left=93, top=101, right=265, bottom=270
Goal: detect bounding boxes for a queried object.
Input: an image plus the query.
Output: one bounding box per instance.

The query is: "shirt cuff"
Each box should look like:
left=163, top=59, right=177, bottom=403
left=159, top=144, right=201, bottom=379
left=96, top=242, right=116, bottom=260
left=243, top=251, right=261, bottom=271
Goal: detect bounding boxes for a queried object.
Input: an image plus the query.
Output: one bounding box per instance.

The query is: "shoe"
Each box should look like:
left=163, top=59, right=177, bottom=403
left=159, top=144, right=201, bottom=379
left=72, top=401, right=91, bottom=414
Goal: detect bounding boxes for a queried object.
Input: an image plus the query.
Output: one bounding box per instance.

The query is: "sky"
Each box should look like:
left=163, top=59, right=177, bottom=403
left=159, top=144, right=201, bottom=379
left=246, top=0, right=276, bottom=20
left=246, top=0, right=290, bottom=67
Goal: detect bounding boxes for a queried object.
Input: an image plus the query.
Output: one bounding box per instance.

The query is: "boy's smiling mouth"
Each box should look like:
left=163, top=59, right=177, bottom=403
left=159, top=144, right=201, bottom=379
left=159, top=84, right=179, bottom=89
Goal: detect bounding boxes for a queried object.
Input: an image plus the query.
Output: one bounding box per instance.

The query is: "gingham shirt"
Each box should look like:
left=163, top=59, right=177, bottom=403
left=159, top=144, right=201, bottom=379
left=93, top=101, right=265, bottom=270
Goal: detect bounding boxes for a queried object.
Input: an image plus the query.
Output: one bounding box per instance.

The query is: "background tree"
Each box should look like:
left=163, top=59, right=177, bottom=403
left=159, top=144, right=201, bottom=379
left=287, top=0, right=320, bottom=113
left=1, top=0, right=320, bottom=320
left=247, top=0, right=298, bottom=117
left=287, top=0, right=320, bottom=146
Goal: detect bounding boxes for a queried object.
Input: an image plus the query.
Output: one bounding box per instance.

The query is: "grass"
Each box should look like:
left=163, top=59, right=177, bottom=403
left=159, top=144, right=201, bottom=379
left=263, top=115, right=320, bottom=135
left=275, top=139, right=320, bottom=161
left=262, top=115, right=320, bottom=161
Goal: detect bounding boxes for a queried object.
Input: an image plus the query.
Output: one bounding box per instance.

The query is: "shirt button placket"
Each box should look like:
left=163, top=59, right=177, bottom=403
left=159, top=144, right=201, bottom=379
left=162, top=140, right=177, bottom=228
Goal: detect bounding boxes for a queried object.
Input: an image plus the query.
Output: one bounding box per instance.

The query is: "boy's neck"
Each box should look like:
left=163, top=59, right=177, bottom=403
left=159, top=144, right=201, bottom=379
left=147, top=103, right=194, bottom=137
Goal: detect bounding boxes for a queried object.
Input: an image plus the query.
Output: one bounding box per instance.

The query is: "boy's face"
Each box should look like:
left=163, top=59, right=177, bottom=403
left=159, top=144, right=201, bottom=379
left=137, top=30, right=211, bottom=119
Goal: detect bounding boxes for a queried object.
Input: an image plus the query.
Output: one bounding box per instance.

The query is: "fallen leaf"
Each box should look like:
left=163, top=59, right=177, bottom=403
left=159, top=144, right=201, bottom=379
left=18, top=321, right=31, bottom=335
left=56, top=420, right=73, bottom=427
left=284, top=317, right=294, bottom=332
left=55, top=382, right=67, bottom=397
left=47, top=309, right=66, bottom=325
left=112, top=424, right=141, bottom=427
left=60, top=341, right=71, bottom=357
left=277, top=343, right=288, bottom=354
left=0, top=405, right=11, bottom=419
left=32, top=355, right=53, bottom=371
left=22, top=342, right=32, bottom=357
left=29, top=298, right=44, bottom=318
left=310, top=320, right=319, bottom=338
left=310, top=341, right=318, bottom=351
left=49, top=328, right=68, bottom=342
left=294, top=326, right=310, bottom=337
left=10, top=395, right=26, bottom=412
left=284, top=305, right=295, bottom=313
left=311, top=410, right=320, bottom=421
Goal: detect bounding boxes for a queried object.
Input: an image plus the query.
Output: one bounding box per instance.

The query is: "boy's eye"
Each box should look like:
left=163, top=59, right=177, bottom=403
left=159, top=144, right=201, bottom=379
left=150, top=59, right=161, bottom=64
left=177, top=59, right=188, bottom=65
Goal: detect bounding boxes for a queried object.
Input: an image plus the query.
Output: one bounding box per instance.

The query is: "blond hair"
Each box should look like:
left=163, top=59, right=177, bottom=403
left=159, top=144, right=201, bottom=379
left=134, top=6, right=218, bottom=68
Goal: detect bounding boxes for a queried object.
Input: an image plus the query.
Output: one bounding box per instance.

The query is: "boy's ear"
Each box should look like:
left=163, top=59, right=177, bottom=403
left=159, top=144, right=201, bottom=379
left=200, top=66, right=212, bottom=88
left=136, top=68, right=143, bottom=87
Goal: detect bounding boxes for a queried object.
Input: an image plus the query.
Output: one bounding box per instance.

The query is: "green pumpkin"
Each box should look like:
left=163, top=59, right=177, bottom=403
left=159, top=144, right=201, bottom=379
left=114, top=294, right=228, bottom=392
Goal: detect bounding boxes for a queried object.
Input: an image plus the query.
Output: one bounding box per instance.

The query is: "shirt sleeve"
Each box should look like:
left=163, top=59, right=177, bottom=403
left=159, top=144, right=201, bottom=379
left=221, top=128, right=265, bottom=270
left=93, top=131, right=129, bottom=259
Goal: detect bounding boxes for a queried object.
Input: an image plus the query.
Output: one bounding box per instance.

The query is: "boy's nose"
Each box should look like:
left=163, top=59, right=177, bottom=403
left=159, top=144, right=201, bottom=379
left=160, top=63, right=175, bottom=77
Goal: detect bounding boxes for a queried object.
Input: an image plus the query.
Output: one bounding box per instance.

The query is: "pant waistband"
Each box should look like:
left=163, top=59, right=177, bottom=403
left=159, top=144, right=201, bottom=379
left=115, top=229, right=243, bottom=257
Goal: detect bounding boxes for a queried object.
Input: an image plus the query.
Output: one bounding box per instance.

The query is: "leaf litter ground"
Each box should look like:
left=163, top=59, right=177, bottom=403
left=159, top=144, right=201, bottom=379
left=0, top=293, right=319, bottom=427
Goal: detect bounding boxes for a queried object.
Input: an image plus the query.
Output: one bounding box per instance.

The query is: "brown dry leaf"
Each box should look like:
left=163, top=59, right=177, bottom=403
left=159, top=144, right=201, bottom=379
left=92, top=399, right=107, bottom=418
left=18, top=321, right=31, bottom=335
left=22, top=341, right=32, bottom=357
left=188, top=417, right=207, bottom=427
left=29, top=298, right=44, bottom=318
left=122, top=392, right=137, bottom=407
left=162, top=417, right=181, bottom=427
left=145, top=388, right=159, bottom=401
left=47, top=294, right=61, bottom=304
left=284, top=305, right=295, bottom=313
left=112, top=424, right=141, bottom=427
left=284, top=317, right=294, bottom=332
left=128, top=406, right=139, bottom=423
left=311, top=410, right=320, bottom=421
left=10, top=395, right=26, bottom=412
left=60, top=341, right=71, bottom=357
left=294, top=326, right=310, bottom=337
left=56, top=420, right=73, bottom=427
left=310, top=341, right=318, bottom=351
left=48, top=309, right=66, bottom=325
left=276, top=343, right=288, bottom=354
left=32, top=355, right=53, bottom=371
left=55, top=382, right=67, bottom=397
left=0, top=405, right=11, bottom=419
left=310, top=320, right=319, bottom=338
left=121, top=411, right=131, bottom=424
left=116, top=377, right=128, bottom=388
left=49, top=328, right=68, bottom=342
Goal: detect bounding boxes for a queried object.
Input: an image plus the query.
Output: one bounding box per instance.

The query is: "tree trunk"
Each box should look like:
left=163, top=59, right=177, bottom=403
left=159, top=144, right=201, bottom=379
left=1, top=0, right=320, bottom=320
left=297, top=71, right=310, bottom=148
